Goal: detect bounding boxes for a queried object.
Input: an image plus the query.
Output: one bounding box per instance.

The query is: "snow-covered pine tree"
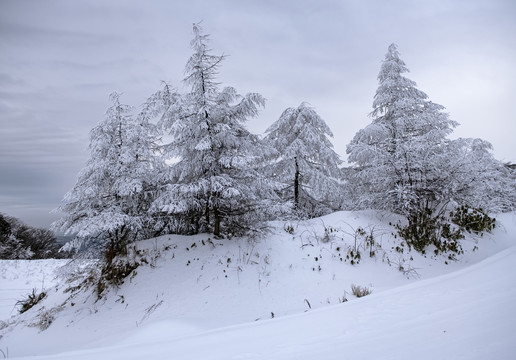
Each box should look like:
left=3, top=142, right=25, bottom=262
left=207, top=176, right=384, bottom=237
left=264, top=102, right=342, bottom=217
left=153, top=23, right=278, bottom=236
left=347, top=44, right=515, bottom=252
left=346, top=44, right=462, bottom=248
left=53, top=92, right=159, bottom=262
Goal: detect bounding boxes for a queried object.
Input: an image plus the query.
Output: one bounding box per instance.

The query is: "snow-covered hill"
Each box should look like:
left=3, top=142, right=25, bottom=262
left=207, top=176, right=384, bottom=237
left=1, top=211, right=515, bottom=359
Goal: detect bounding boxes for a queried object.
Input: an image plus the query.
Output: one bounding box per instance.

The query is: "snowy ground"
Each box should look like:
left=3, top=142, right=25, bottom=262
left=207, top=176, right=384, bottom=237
left=1, top=211, right=515, bottom=359
left=0, top=259, right=68, bottom=321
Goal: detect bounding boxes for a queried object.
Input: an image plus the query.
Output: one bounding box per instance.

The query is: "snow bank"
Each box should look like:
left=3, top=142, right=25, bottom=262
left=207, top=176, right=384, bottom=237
left=0, top=211, right=514, bottom=359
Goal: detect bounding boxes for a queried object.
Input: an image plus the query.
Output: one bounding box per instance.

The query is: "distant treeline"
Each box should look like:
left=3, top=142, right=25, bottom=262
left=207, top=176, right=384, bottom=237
left=0, top=213, right=70, bottom=259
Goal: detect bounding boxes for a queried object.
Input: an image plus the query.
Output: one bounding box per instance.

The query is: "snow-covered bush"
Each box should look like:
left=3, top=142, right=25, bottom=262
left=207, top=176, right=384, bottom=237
left=16, top=289, right=46, bottom=314
left=394, top=212, right=464, bottom=255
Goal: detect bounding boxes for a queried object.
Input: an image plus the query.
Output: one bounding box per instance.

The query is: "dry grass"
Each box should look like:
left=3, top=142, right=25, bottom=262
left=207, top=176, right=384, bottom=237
left=351, top=284, right=372, bottom=298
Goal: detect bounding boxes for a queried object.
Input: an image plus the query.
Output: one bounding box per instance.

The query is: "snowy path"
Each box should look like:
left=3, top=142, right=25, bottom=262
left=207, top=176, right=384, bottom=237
left=15, top=245, right=516, bottom=360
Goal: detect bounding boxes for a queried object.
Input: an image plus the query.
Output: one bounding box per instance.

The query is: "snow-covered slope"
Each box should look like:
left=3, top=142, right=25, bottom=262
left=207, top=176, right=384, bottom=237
left=1, top=211, right=515, bottom=359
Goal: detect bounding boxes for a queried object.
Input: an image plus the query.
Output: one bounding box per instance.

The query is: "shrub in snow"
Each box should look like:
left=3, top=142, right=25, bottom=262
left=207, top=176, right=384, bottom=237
left=96, top=258, right=139, bottom=298
left=394, top=213, right=464, bottom=255
left=16, top=289, right=46, bottom=314
left=450, top=205, right=496, bottom=235
left=36, top=310, right=55, bottom=331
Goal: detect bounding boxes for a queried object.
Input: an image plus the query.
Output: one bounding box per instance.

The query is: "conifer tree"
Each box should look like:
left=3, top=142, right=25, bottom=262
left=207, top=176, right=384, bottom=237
left=264, top=102, right=342, bottom=217
left=347, top=44, right=514, bottom=251
left=53, top=92, right=159, bottom=261
left=153, top=23, right=278, bottom=236
left=347, top=44, right=458, bottom=214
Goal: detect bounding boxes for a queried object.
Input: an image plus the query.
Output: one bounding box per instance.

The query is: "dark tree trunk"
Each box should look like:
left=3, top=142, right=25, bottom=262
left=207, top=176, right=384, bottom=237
left=205, top=202, right=210, bottom=227
left=213, top=206, right=221, bottom=237
left=294, top=157, right=299, bottom=209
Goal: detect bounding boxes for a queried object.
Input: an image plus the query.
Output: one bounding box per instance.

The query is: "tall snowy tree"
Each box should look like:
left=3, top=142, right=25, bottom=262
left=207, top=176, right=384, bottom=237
left=348, top=44, right=458, bottom=212
left=264, top=102, right=342, bottom=217
left=153, top=23, right=279, bottom=236
left=53, top=92, right=160, bottom=262
left=346, top=44, right=463, bottom=246
left=347, top=44, right=514, bottom=251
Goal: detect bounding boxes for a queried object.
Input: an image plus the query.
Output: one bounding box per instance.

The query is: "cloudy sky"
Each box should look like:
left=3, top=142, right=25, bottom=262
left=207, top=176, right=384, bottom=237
left=1, top=0, right=515, bottom=229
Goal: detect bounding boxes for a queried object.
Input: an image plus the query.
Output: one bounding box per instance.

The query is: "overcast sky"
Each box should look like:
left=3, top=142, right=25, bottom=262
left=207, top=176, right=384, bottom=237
left=1, top=0, right=515, bottom=229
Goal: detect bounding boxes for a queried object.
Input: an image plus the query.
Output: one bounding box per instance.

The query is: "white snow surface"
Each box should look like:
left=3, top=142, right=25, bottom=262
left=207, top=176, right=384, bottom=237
left=1, top=211, right=515, bottom=359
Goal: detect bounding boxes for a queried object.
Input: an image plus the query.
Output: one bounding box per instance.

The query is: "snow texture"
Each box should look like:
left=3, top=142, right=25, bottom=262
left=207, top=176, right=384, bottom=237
left=1, top=211, right=515, bottom=359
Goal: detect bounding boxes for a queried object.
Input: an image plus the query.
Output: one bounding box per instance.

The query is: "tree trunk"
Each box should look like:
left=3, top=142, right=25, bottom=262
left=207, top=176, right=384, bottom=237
left=294, top=157, right=299, bottom=209
left=213, top=206, right=221, bottom=237
left=205, top=200, right=210, bottom=226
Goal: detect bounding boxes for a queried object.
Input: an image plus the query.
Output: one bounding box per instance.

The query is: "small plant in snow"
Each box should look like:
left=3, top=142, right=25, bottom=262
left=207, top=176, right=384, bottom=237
left=351, top=284, right=372, bottom=298
left=364, top=227, right=377, bottom=257
left=322, top=226, right=334, bottom=243
left=338, top=291, right=348, bottom=303
left=346, top=248, right=361, bottom=265
left=393, top=258, right=420, bottom=279
left=37, top=310, right=55, bottom=330
left=16, top=289, right=46, bottom=314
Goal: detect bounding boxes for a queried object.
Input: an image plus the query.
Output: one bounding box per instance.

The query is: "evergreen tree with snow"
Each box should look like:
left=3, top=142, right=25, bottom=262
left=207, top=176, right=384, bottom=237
left=347, top=44, right=458, bottom=213
left=347, top=44, right=461, bottom=248
left=53, top=92, right=160, bottom=262
left=264, top=102, right=342, bottom=217
left=153, top=23, right=279, bottom=236
left=347, top=44, right=514, bottom=251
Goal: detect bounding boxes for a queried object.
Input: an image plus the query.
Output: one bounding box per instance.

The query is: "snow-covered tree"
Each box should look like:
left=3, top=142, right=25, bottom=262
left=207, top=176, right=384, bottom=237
left=347, top=44, right=459, bottom=216
left=0, top=213, right=30, bottom=259
left=347, top=44, right=514, bottom=251
left=53, top=92, right=159, bottom=262
left=264, top=102, right=342, bottom=217
left=153, top=23, right=279, bottom=236
left=446, top=138, right=515, bottom=213
left=346, top=44, right=463, bottom=250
